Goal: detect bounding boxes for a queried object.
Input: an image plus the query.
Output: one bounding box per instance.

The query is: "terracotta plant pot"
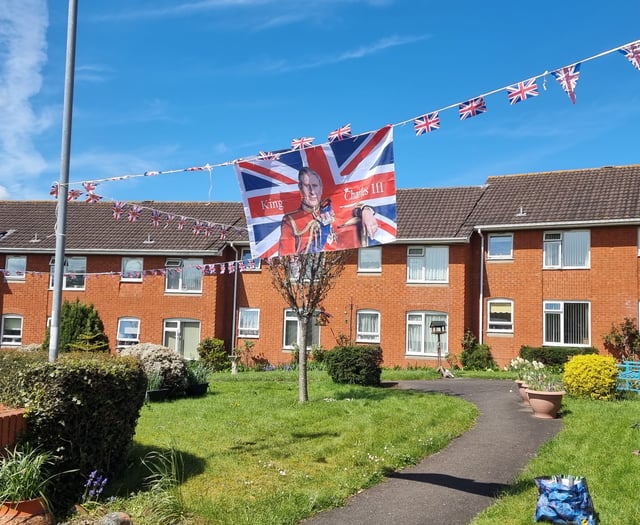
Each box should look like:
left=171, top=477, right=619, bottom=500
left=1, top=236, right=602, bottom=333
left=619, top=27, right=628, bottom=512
left=0, top=497, right=54, bottom=524
left=526, top=389, right=565, bottom=419
left=515, top=380, right=530, bottom=404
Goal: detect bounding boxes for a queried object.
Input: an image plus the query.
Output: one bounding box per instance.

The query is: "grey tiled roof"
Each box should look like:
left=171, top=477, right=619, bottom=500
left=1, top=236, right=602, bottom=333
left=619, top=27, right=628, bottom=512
left=466, top=165, right=640, bottom=229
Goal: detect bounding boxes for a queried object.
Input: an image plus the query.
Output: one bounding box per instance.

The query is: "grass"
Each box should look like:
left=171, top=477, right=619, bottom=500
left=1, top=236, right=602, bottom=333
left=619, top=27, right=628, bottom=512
left=103, top=369, right=477, bottom=524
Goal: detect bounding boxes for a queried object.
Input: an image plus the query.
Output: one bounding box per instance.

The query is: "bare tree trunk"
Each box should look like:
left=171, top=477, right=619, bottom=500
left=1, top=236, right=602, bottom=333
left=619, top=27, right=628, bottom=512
left=298, top=315, right=309, bottom=403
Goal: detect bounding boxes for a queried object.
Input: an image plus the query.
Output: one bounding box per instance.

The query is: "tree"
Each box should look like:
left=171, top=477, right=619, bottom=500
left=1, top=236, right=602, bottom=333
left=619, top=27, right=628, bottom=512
left=42, top=298, right=109, bottom=352
left=267, top=251, right=347, bottom=402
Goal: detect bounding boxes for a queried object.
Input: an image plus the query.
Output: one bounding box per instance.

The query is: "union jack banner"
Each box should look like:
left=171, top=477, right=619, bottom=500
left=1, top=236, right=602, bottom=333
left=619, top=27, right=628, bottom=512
left=49, top=183, right=58, bottom=197
left=228, top=261, right=236, bottom=273
left=459, top=97, right=487, bottom=120
left=328, top=124, right=352, bottom=142
left=507, top=78, right=539, bottom=105
left=259, top=151, right=281, bottom=161
left=414, top=112, right=440, bottom=135
left=164, top=213, right=174, bottom=228
left=85, top=193, right=102, bottom=204
left=112, top=202, right=126, bottom=219
left=204, top=223, right=215, bottom=238
left=83, top=182, right=97, bottom=193
left=620, top=42, right=640, bottom=71
left=238, top=260, right=246, bottom=272
left=291, top=137, right=315, bottom=150
left=248, top=258, right=256, bottom=270
left=67, top=189, right=83, bottom=201
left=235, top=125, right=397, bottom=259
left=151, top=209, right=162, bottom=228
left=177, top=216, right=186, bottom=230
left=220, top=226, right=227, bottom=241
left=552, top=63, right=581, bottom=104
left=127, top=205, right=143, bottom=223
left=192, top=221, right=203, bottom=235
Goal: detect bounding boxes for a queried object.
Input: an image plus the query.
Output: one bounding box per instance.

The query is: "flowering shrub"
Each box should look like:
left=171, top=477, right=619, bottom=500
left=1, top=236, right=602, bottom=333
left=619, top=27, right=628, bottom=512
left=120, top=343, right=187, bottom=395
left=563, top=354, right=618, bottom=400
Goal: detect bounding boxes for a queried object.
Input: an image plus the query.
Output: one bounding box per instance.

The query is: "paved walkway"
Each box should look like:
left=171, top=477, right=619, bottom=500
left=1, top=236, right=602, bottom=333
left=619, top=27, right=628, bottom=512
left=302, top=378, right=563, bottom=525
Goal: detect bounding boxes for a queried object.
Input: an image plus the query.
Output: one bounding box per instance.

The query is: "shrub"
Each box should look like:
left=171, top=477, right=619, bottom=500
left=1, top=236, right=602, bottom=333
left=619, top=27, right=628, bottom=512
left=42, top=299, right=109, bottom=353
left=324, top=345, right=383, bottom=386
left=563, top=354, right=619, bottom=400
left=520, top=345, right=597, bottom=368
left=120, top=343, right=188, bottom=397
left=197, top=337, right=230, bottom=372
left=461, top=344, right=497, bottom=370
left=603, top=317, right=640, bottom=361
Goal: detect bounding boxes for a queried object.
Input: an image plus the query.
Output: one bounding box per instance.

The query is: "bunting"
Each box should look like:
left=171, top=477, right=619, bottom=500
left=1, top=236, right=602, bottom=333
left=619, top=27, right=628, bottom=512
left=552, top=64, right=581, bottom=104
left=459, top=97, right=487, bottom=120
left=507, top=78, right=539, bottom=105
left=414, top=112, right=440, bottom=135
left=620, top=42, right=640, bottom=71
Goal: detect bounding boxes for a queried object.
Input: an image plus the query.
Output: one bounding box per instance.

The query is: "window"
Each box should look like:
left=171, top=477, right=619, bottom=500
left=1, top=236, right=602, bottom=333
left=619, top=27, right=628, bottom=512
left=406, top=311, right=448, bottom=356
left=356, top=310, right=380, bottom=343
left=544, top=301, right=590, bottom=346
left=543, top=231, right=590, bottom=269
left=121, top=257, right=143, bottom=281
left=163, top=319, right=201, bottom=360
left=283, top=309, right=320, bottom=349
left=4, top=255, right=26, bottom=281
left=117, top=317, right=140, bottom=348
left=487, top=299, right=513, bottom=332
left=49, top=257, right=86, bottom=290
left=238, top=308, right=260, bottom=338
left=407, top=246, right=448, bottom=283
left=1, top=315, right=23, bottom=346
left=240, top=248, right=261, bottom=271
left=487, top=234, right=513, bottom=259
left=165, top=258, right=203, bottom=292
left=358, top=246, right=382, bottom=272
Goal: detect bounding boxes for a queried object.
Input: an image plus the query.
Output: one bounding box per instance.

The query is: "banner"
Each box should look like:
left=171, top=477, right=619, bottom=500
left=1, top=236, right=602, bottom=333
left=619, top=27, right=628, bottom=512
left=235, top=125, right=397, bottom=258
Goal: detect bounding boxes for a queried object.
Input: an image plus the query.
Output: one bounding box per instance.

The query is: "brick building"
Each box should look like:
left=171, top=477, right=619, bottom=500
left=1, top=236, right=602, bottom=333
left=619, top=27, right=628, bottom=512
left=2, top=165, right=639, bottom=367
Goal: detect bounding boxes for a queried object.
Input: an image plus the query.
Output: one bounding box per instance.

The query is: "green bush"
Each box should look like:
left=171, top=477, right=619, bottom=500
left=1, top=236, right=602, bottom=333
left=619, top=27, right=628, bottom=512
left=324, top=345, right=383, bottom=386
left=120, top=343, right=188, bottom=396
left=42, top=299, right=109, bottom=352
left=461, top=344, right=497, bottom=370
left=563, top=354, right=619, bottom=400
left=198, top=337, right=230, bottom=372
left=603, top=317, right=640, bottom=361
left=520, top=345, right=598, bottom=367
left=0, top=351, right=146, bottom=515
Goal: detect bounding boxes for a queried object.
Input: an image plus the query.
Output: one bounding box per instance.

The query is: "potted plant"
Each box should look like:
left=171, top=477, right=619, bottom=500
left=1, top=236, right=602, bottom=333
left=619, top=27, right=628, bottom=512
left=0, top=446, right=57, bottom=523
left=145, top=370, right=169, bottom=402
left=509, top=357, right=545, bottom=404
left=185, top=360, right=210, bottom=397
left=525, top=369, right=566, bottom=419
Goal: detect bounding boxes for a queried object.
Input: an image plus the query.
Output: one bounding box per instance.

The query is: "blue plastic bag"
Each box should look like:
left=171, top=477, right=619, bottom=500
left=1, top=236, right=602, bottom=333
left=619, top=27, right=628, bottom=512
left=534, top=475, right=596, bottom=525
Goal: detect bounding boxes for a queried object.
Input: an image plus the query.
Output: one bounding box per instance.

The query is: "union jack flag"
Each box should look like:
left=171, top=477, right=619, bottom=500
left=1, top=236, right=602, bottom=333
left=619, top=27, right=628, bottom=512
left=144, top=170, right=160, bottom=176
left=248, top=258, right=256, bottom=270
left=50, top=183, right=58, bottom=197
left=219, top=263, right=226, bottom=274
left=164, top=214, right=174, bottom=228
left=259, top=151, right=282, bottom=161
left=112, top=202, right=126, bottom=220
left=220, top=226, right=227, bottom=241
left=507, top=78, right=539, bottom=105
left=328, top=124, right=352, bottom=142
left=186, top=166, right=204, bottom=171
left=227, top=261, right=236, bottom=273
left=151, top=209, right=162, bottom=228
left=128, top=205, right=143, bottom=223
left=85, top=192, right=103, bottom=204
left=414, top=112, right=440, bottom=135
left=67, top=189, right=83, bottom=201
left=238, top=260, right=246, bottom=272
left=177, top=216, right=186, bottom=230
left=192, top=221, right=203, bottom=235
left=204, top=223, right=215, bottom=238
left=83, top=181, right=97, bottom=193
left=235, top=125, right=397, bottom=259
left=291, top=137, right=314, bottom=150
left=552, top=63, right=581, bottom=104
left=620, top=42, right=640, bottom=71
left=458, top=97, right=487, bottom=120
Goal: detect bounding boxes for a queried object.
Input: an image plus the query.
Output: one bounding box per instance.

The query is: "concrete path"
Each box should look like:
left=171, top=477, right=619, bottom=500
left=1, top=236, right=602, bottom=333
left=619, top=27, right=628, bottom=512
left=302, top=378, right=563, bottom=525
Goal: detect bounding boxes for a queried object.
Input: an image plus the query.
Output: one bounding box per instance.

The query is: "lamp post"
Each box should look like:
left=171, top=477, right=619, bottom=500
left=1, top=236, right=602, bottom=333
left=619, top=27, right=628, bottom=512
left=430, top=320, right=447, bottom=376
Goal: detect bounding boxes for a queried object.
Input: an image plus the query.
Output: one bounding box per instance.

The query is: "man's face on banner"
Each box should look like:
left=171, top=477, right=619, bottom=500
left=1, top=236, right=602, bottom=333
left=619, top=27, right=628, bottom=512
left=299, top=170, right=323, bottom=208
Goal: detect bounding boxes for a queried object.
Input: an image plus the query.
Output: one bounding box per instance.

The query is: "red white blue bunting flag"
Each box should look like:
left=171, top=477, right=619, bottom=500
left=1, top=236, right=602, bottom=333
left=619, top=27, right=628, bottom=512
left=328, top=123, right=352, bottom=142
left=50, top=183, right=58, bottom=197
left=177, top=216, right=187, bottom=230
left=127, top=205, right=143, bottom=223
left=151, top=209, right=162, bottom=228
left=414, top=112, right=440, bottom=135
left=112, top=202, right=125, bottom=219
left=83, top=182, right=97, bottom=193
left=459, top=97, right=487, bottom=120
left=85, top=192, right=103, bottom=204
left=506, top=78, right=539, bottom=105
left=67, top=189, right=83, bottom=201
left=291, top=137, right=315, bottom=150
left=552, top=64, right=581, bottom=104
left=620, top=42, right=640, bottom=71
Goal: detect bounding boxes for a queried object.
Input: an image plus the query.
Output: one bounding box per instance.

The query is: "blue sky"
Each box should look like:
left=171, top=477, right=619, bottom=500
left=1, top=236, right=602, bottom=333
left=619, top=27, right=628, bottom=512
left=2, top=0, right=640, bottom=203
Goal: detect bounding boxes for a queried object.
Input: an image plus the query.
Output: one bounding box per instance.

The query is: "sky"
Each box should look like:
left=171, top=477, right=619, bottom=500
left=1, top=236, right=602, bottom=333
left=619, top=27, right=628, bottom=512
left=1, top=0, right=640, bottom=204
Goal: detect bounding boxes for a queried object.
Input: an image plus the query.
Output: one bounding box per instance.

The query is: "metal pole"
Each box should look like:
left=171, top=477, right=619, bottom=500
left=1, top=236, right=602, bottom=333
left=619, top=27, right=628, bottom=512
left=49, top=0, right=78, bottom=362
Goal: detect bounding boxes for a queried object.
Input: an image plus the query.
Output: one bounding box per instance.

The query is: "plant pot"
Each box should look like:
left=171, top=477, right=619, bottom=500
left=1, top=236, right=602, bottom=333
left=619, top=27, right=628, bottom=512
left=515, top=380, right=530, bottom=404
left=145, top=388, right=170, bottom=402
left=0, top=497, right=54, bottom=524
left=186, top=382, right=209, bottom=397
left=526, top=389, right=565, bottom=419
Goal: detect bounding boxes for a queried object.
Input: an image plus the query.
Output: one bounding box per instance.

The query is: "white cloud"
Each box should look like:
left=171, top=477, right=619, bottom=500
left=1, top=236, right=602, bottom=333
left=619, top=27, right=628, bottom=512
left=0, top=0, right=50, bottom=198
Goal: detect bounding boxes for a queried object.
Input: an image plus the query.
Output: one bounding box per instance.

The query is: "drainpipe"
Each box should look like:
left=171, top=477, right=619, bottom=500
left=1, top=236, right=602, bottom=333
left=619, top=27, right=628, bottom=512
left=478, top=229, right=485, bottom=345
left=229, top=242, right=239, bottom=353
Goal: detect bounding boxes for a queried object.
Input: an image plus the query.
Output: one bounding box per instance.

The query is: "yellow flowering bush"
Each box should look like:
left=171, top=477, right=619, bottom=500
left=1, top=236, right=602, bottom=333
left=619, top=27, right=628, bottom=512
left=563, top=354, right=618, bottom=400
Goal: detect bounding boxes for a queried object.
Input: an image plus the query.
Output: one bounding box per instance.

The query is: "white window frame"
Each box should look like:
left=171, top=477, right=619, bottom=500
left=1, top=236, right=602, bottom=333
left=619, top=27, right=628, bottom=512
left=356, top=310, right=381, bottom=343
left=49, top=257, right=87, bottom=290
left=4, top=255, right=26, bottom=281
left=121, top=257, right=143, bottom=282
left=240, top=248, right=261, bottom=271
left=165, top=258, right=203, bottom=293
left=487, top=233, right=513, bottom=260
left=116, top=317, right=141, bottom=348
left=283, top=309, right=320, bottom=350
left=1, top=314, right=23, bottom=346
left=406, top=246, right=449, bottom=283
left=358, top=246, right=382, bottom=273
left=405, top=311, right=448, bottom=356
left=543, top=301, right=591, bottom=346
left=543, top=230, right=590, bottom=269
left=487, top=299, right=514, bottom=333
left=238, top=308, right=260, bottom=338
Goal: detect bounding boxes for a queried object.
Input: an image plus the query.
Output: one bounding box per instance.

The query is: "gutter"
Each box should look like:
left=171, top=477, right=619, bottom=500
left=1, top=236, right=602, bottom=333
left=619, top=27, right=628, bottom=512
left=229, top=242, right=239, bottom=354
left=473, top=217, right=640, bottom=231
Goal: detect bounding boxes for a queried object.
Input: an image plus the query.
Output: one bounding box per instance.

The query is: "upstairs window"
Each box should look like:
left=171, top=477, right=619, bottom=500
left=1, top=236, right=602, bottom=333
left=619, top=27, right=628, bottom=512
left=165, top=258, right=203, bottom=292
left=240, top=248, right=261, bottom=271
left=543, top=231, right=590, bottom=269
left=4, top=255, right=26, bottom=281
left=487, top=234, right=513, bottom=260
left=407, top=246, right=448, bottom=283
left=358, top=246, right=382, bottom=273
left=121, top=257, right=143, bottom=282
left=49, top=257, right=86, bottom=290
